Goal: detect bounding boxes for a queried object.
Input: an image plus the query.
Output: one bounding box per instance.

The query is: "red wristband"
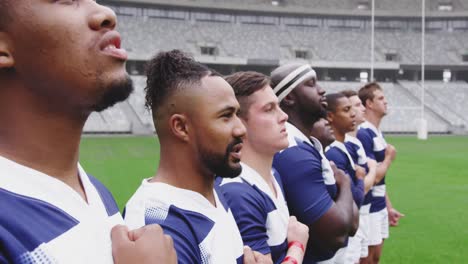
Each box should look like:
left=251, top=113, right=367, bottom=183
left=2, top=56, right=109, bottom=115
left=288, top=241, right=305, bottom=253
left=283, top=256, right=298, bottom=264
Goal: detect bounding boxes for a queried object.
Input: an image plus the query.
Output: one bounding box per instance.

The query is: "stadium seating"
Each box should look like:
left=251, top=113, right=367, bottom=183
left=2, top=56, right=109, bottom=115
left=82, top=75, right=465, bottom=134
left=133, top=0, right=468, bottom=12
left=424, top=81, right=468, bottom=125
left=399, top=81, right=468, bottom=128
left=83, top=103, right=131, bottom=133
left=321, top=81, right=449, bottom=133
left=115, top=14, right=468, bottom=66
left=81, top=1, right=468, bottom=134
left=127, top=76, right=156, bottom=132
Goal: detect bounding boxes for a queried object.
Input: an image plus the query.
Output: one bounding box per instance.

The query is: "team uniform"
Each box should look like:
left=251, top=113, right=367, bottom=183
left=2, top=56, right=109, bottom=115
left=325, top=140, right=365, bottom=263
left=325, top=141, right=365, bottom=209
left=344, top=134, right=372, bottom=262
left=273, top=122, right=339, bottom=263
left=124, top=180, right=244, bottom=264
left=216, top=163, right=289, bottom=264
left=357, top=121, right=389, bottom=246
left=0, top=155, right=123, bottom=264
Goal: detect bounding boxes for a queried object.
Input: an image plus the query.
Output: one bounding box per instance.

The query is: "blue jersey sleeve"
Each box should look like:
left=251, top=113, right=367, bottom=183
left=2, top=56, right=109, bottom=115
left=325, top=148, right=347, bottom=172
left=326, top=148, right=364, bottom=208
left=219, top=182, right=270, bottom=255
left=273, top=146, right=333, bottom=225
left=144, top=206, right=207, bottom=264
left=352, top=179, right=365, bottom=208
left=160, top=223, right=201, bottom=264
left=357, top=129, right=376, bottom=160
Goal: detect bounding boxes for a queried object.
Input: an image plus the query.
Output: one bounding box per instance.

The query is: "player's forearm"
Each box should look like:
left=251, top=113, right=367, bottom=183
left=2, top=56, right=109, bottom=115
left=311, top=180, right=355, bottom=251
left=375, top=159, right=391, bottom=182
left=385, top=193, right=393, bottom=209
left=283, top=243, right=305, bottom=264
left=363, top=166, right=377, bottom=193
left=334, top=180, right=355, bottom=231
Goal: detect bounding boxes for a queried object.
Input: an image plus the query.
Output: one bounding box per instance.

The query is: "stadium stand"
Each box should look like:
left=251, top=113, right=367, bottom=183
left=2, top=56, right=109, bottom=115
left=321, top=81, right=450, bottom=133
left=399, top=81, right=468, bottom=128
left=113, top=12, right=468, bottom=66
left=83, top=0, right=468, bottom=134
left=83, top=103, right=131, bottom=133
left=127, top=75, right=156, bottom=132
left=111, top=0, right=468, bottom=13
left=83, top=78, right=452, bottom=134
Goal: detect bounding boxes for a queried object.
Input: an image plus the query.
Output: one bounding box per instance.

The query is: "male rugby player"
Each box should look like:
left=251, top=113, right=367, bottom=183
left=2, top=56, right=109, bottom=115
left=271, top=64, right=356, bottom=263
left=124, top=50, right=270, bottom=263
left=217, top=71, right=309, bottom=264
left=0, top=0, right=175, bottom=263
left=357, top=83, right=402, bottom=264
left=340, top=89, right=378, bottom=264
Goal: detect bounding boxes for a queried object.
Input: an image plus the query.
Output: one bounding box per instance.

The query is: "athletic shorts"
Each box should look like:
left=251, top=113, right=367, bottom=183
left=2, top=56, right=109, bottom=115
left=317, top=246, right=347, bottom=264
left=345, top=208, right=371, bottom=263
left=368, top=207, right=389, bottom=246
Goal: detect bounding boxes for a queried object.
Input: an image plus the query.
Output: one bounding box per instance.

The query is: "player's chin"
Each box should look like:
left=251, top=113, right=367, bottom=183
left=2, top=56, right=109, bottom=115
left=278, top=138, right=289, bottom=150
left=99, top=67, right=131, bottom=87
left=108, top=64, right=129, bottom=79
left=98, top=58, right=128, bottom=74
left=229, top=157, right=241, bottom=168
left=220, top=162, right=242, bottom=179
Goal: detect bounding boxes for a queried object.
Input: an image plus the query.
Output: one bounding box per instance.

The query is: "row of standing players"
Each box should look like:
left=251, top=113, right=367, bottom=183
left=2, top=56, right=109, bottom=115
left=0, top=2, right=402, bottom=263
left=122, top=51, right=403, bottom=264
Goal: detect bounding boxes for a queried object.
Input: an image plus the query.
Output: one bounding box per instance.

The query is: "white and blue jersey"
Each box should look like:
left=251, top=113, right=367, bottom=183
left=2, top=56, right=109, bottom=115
left=0, top=155, right=123, bottom=264
left=345, top=134, right=372, bottom=213
left=357, top=121, right=387, bottom=213
left=124, top=181, right=244, bottom=264
left=216, top=163, right=289, bottom=264
left=326, top=141, right=365, bottom=208
left=273, top=122, right=338, bottom=263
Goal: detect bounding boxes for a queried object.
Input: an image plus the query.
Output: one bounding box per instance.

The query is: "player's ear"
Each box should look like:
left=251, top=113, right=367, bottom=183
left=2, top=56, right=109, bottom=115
left=282, top=93, right=295, bottom=107
left=327, top=111, right=334, bottom=123
left=365, top=98, right=373, bottom=110
left=0, top=33, right=14, bottom=69
left=169, top=114, right=189, bottom=142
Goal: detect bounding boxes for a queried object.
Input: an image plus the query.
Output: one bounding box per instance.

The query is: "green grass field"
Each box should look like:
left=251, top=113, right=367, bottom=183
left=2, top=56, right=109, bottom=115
left=79, top=135, right=468, bottom=263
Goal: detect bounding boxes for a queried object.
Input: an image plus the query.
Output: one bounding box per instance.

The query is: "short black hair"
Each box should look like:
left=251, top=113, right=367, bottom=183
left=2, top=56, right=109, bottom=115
left=145, top=49, right=218, bottom=115
left=224, top=71, right=270, bottom=118
left=326, top=93, right=346, bottom=113
left=340, top=89, right=358, bottom=98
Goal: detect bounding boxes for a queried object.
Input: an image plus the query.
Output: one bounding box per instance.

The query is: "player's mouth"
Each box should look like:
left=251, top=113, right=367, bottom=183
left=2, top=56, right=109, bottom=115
left=230, top=143, right=243, bottom=161
left=320, top=98, right=328, bottom=109
left=280, top=126, right=288, bottom=136
left=99, top=31, right=128, bottom=61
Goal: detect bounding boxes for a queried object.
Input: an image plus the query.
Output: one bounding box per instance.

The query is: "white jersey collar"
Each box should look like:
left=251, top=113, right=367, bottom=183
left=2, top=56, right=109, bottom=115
left=359, top=120, right=381, bottom=137
left=330, top=140, right=356, bottom=169
left=0, top=155, right=109, bottom=221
